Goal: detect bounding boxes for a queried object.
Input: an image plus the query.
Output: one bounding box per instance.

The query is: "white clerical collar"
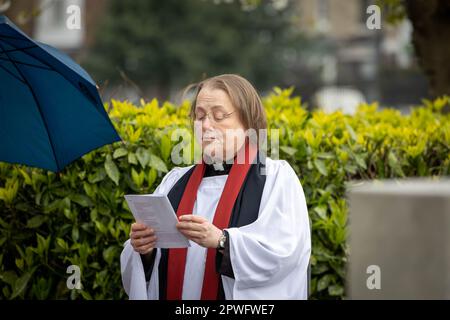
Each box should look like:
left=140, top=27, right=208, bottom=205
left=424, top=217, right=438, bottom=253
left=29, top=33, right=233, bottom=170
left=212, top=162, right=225, bottom=171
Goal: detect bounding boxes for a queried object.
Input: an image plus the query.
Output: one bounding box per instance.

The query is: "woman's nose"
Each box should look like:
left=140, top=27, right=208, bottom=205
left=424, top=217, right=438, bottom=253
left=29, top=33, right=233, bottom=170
left=201, top=116, right=213, bottom=131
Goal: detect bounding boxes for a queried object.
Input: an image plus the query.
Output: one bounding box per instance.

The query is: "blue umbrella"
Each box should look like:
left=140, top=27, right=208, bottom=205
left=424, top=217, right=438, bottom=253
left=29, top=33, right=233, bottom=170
left=0, top=15, right=121, bottom=172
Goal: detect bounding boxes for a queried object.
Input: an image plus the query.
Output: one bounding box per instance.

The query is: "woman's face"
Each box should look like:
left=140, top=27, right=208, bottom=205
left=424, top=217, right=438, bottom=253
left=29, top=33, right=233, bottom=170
left=194, top=87, right=247, bottom=163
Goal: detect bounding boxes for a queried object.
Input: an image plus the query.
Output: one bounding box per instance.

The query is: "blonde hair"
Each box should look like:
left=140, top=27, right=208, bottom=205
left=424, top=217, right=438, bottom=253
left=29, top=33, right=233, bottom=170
left=184, top=74, right=267, bottom=132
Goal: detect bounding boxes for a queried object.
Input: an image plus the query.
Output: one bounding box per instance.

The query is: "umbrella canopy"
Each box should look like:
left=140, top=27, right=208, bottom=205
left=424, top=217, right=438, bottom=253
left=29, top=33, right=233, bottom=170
left=0, top=15, right=121, bottom=172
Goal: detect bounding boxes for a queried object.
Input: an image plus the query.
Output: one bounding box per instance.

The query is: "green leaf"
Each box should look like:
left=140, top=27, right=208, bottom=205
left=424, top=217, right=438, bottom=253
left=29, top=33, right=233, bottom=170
left=36, top=233, right=50, bottom=257
left=147, top=168, right=157, bottom=189
left=417, top=157, right=427, bottom=176
left=280, top=146, right=297, bottom=156
left=70, top=194, right=93, bottom=207
left=354, top=153, right=367, bottom=170
left=345, top=123, right=357, bottom=141
left=11, top=269, right=35, bottom=299
left=311, top=263, right=329, bottom=275
left=72, top=226, right=79, bottom=242
left=317, top=152, right=335, bottom=160
left=161, top=135, right=172, bottom=161
left=80, top=290, right=92, bottom=300
left=15, top=258, right=24, bottom=270
left=26, top=215, right=46, bottom=229
left=88, top=168, right=106, bottom=183
left=56, top=238, right=69, bottom=251
left=388, top=152, right=405, bottom=177
left=105, top=155, right=120, bottom=185
left=328, top=284, right=344, bottom=296
left=0, top=271, right=17, bottom=286
left=314, top=159, right=328, bottom=176
left=314, top=205, right=328, bottom=220
left=18, top=169, right=32, bottom=185
left=345, top=164, right=357, bottom=174
left=131, top=168, right=144, bottom=188
left=317, top=274, right=333, bottom=292
left=103, top=246, right=117, bottom=265
left=113, top=147, right=128, bottom=159
left=136, top=147, right=150, bottom=168
left=149, top=154, right=168, bottom=172
left=128, top=152, right=138, bottom=165
left=95, top=221, right=107, bottom=234
left=90, top=208, right=98, bottom=221
left=83, top=182, right=96, bottom=198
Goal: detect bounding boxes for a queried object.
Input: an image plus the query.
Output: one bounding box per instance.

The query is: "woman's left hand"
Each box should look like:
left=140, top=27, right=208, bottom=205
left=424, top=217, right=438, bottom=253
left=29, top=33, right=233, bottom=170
left=176, top=215, right=222, bottom=248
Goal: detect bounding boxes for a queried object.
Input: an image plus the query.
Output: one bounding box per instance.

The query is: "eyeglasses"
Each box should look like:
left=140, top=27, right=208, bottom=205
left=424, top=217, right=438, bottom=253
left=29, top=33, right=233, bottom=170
left=194, top=109, right=235, bottom=122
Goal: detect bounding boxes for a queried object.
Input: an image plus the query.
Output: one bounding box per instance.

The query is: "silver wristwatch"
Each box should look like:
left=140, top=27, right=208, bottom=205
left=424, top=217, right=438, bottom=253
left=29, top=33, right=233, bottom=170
left=217, top=230, right=227, bottom=250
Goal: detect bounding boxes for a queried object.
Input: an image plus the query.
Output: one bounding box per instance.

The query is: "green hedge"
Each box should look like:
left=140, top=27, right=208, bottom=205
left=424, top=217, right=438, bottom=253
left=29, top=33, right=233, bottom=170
left=0, top=89, right=449, bottom=299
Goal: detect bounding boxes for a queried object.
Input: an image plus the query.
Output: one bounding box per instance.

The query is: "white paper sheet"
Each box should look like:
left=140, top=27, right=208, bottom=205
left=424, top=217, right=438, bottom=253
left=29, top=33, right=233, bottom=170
left=124, top=194, right=190, bottom=248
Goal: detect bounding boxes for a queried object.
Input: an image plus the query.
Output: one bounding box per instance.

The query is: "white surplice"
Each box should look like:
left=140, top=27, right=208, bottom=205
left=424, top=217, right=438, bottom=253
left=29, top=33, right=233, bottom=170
left=120, top=157, right=311, bottom=300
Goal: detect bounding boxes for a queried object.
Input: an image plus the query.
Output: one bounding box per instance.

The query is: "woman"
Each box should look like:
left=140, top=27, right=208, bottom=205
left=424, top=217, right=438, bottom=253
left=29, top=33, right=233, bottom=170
left=120, top=74, right=311, bottom=300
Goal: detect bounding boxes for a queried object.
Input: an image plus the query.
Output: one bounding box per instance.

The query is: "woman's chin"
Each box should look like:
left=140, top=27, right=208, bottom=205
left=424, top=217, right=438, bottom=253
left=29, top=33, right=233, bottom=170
left=203, top=149, right=223, bottom=164
left=203, top=149, right=217, bottom=160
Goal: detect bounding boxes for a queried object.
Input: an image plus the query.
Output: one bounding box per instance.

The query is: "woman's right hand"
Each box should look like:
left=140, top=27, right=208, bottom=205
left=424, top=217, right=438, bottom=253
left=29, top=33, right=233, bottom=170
left=130, top=222, right=157, bottom=255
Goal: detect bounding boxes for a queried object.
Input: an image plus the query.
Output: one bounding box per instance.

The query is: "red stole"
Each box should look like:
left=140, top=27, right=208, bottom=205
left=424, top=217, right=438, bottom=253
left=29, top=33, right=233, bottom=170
left=166, top=141, right=258, bottom=300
